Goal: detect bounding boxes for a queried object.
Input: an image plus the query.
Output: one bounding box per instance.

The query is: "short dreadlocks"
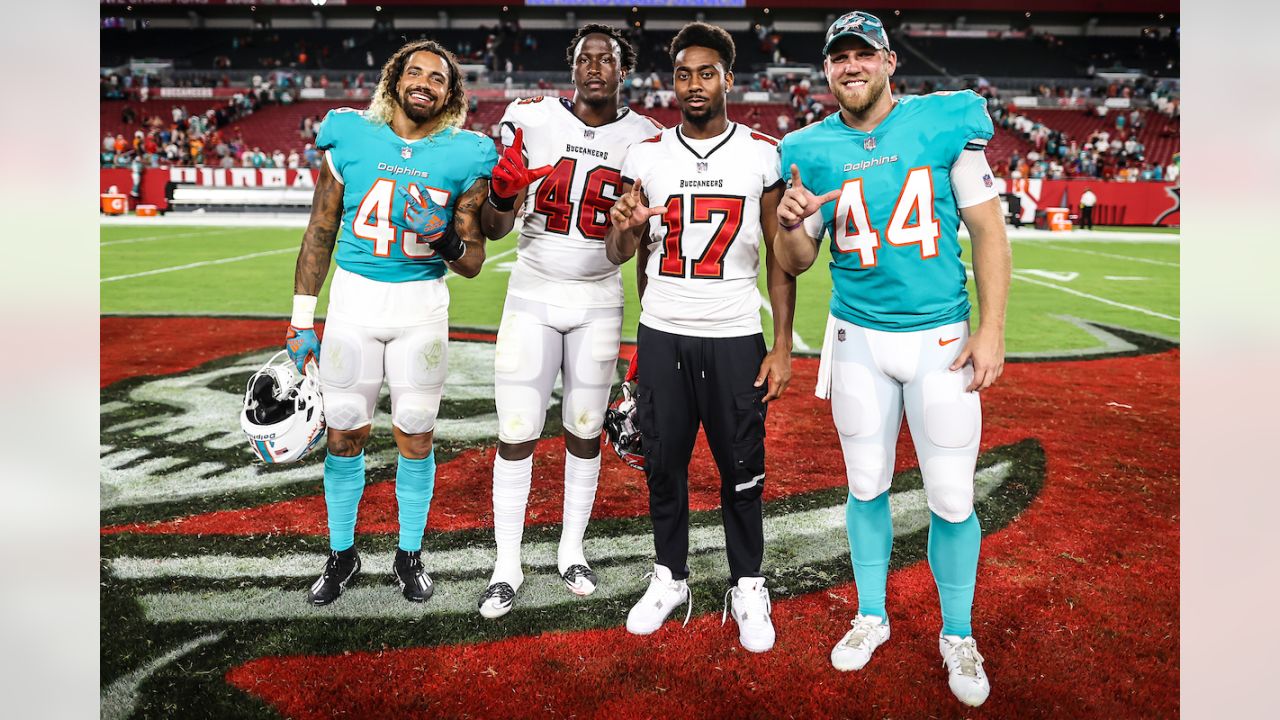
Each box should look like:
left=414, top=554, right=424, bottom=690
left=565, top=23, right=637, bottom=74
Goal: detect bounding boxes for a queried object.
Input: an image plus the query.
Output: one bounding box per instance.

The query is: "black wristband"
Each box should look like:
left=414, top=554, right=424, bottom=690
left=487, top=192, right=517, bottom=213
left=429, top=224, right=466, bottom=262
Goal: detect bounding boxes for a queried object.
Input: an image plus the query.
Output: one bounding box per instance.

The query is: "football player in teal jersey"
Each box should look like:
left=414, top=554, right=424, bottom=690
left=774, top=11, right=1011, bottom=707
left=286, top=39, right=498, bottom=607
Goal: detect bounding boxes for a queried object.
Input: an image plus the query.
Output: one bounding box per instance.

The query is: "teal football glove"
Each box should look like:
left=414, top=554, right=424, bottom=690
left=397, top=185, right=465, bottom=261
left=285, top=325, right=321, bottom=373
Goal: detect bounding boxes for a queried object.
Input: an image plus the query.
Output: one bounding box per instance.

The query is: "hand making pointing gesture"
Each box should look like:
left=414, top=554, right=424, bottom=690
left=490, top=127, right=554, bottom=202
left=777, top=164, right=841, bottom=229
left=609, top=179, right=668, bottom=234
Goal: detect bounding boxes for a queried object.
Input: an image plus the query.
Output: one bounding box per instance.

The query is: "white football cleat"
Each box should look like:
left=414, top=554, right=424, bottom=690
left=625, top=564, right=691, bottom=635
left=560, top=564, right=598, bottom=597
left=939, top=634, right=991, bottom=707
left=830, top=613, right=890, bottom=671
left=477, top=581, right=517, bottom=619
left=722, top=576, right=775, bottom=653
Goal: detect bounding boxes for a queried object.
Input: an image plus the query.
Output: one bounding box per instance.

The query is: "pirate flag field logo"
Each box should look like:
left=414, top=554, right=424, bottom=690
left=100, top=320, right=1179, bottom=719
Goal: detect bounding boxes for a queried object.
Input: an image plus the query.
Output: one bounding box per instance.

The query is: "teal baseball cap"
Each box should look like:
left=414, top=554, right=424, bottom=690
left=823, top=11, right=891, bottom=55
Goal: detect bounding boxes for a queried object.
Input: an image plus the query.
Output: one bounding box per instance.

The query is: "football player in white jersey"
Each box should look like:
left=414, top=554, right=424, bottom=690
left=604, top=22, right=796, bottom=653
left=475, top=25, right=663, bottom=618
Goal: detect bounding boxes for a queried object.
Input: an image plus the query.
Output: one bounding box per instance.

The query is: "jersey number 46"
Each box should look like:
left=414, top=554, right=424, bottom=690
left=532, top=158, right=622, bottom=241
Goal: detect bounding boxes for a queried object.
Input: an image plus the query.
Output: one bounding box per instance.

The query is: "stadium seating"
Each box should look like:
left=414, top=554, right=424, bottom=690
left=893, top=33, right=1178, bottom=79
left=101, top=99, right=228, bottom=139
left=102, top=97, right=1178, bottom=174
left=1018, top=108, right=1179, bottom=166
left=986, top=126, right=1037, bottom=171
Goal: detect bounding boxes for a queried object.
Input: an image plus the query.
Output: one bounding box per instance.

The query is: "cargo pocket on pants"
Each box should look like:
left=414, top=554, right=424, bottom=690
left=731, top=389, right=767, bottom=498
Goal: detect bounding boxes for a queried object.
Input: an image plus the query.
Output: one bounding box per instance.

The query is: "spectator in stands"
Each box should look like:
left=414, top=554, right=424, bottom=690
left=1078, top=187, right=1097, bottom=230
left=304, top=143, right=319, bottom=169
left=287, top=149, right=300, bottom=169
left=272, top=149, right=286, bottom=168
left=776, top=114, right=790, bottom=136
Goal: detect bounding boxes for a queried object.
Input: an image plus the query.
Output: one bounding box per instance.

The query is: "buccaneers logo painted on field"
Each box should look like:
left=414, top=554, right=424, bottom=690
left=100, top=317, right=1179, bottom=719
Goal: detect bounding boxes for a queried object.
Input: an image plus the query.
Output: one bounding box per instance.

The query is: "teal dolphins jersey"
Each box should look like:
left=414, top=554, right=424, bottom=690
left=316, top=108, right=498, bottom=282
left=779, top=90, right=993, bottom=331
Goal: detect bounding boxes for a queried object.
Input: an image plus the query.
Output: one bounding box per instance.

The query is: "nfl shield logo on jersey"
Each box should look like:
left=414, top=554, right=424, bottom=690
left=983, top=173, right=994, bottom=187
left=696, top=161, right=708, bottom=173
left=837, top=328, right=846, bottom=342
left=401, top=146, right=413, bottom=160
left=863, top=137, right=877, bottom=151
left=583, top=129, right=595, bottom=140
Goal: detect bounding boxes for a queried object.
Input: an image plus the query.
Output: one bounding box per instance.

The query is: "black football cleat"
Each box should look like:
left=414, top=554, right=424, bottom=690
left=392, top=549, right=434, bottom=602
left=307, top=547, right=361, bottom=606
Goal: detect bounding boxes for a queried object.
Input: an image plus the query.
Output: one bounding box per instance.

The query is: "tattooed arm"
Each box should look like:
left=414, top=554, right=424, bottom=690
left=446, top=177, right=489, bottom=278
left=294, top=157, right=343, bottom=296
left=285, top=156, right=343, bottom=370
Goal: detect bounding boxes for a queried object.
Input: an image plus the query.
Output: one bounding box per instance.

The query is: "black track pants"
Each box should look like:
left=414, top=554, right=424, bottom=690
left=634, top=323, right=768, bottom=583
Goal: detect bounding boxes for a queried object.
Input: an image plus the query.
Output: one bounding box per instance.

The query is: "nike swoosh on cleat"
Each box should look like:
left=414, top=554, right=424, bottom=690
left=938, top=337, right=960, bottom=346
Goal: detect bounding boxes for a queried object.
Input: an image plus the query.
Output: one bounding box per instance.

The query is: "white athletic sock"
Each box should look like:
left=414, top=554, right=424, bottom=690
left=558, top=450, right=601, bottom=574
left=491, top=453, right=533, bottom=589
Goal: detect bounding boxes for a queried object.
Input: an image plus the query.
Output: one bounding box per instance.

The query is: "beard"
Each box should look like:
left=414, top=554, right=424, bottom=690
left=578, top=86, right=613, bottom=107
left=833, top=71, right=889, bottom=116
left=397, top=88, right=441, bottom=124
left=680, top=95, right=723, bottom=128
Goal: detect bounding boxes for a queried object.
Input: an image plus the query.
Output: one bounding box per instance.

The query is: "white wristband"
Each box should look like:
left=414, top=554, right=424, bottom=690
left=291, top=294, right=318, bottom=327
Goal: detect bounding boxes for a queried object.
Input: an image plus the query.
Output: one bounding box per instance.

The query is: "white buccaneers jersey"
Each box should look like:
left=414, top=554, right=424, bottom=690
left=499, top=96, right=662, bottom=308
left=620, top=123, right=783, bottom=337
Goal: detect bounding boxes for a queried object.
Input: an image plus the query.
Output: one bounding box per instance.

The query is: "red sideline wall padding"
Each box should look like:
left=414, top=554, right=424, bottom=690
left=100, top=168, right=172, bottom=211
left=998, top=178, right=1180, bottom=227
left=100, top=168, right=1178, bottom=226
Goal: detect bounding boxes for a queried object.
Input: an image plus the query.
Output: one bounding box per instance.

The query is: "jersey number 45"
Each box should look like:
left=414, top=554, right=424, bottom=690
left=354, top=179, right=452, bottom=258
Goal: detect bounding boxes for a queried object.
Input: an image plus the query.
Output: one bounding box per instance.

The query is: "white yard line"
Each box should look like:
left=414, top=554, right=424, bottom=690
left=758, top=290, right=810, bottom=351
left=443, top=246, right=517, bottom=281
left=100, top=228, right=241, bottom=247
left=1009, top=270, right=1179, bottom=322
left=101, top=247, right=296, bottom=283
left=963, top=263, right=1178, bottom=322
left=1031, top=243, right=1180, bottom=268
left=994, top=228, right=1178, bottom=244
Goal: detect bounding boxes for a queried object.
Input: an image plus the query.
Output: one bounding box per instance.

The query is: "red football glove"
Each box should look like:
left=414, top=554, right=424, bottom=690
left=490, top=127, right=553, bottom=202
left=624, top=352, right=638, bottom=382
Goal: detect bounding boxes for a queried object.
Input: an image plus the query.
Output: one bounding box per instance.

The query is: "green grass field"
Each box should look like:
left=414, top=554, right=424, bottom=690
left=101, top=223, right=1179, bottom=355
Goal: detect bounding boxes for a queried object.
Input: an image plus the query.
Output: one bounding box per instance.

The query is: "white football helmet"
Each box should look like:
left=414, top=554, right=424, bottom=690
left=241, top=350, right=326, bottom=464
left=603, top=354, right=643, bottom=471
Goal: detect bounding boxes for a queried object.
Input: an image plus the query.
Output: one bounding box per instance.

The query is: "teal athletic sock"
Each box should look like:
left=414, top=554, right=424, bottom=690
left=324, top=451, right=366, bottom=552
left=846, top=490, right=893, bottom=621
left=395, top=452, right=437, bottom=552
left=928, top=510, right=982, bottom=637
